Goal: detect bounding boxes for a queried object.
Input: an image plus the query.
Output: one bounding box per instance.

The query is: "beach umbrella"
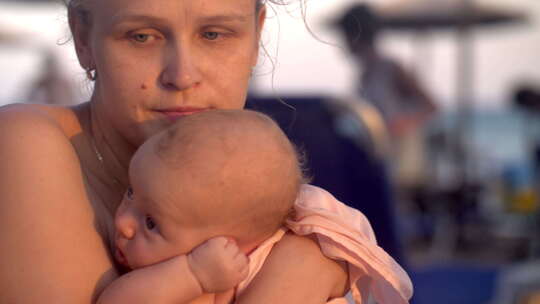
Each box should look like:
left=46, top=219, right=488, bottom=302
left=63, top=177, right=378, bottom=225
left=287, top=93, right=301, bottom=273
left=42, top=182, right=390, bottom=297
left=376, top=0, right=525, bottom=30
left=334, top=0, right=527, bottom=184
left=377, top=0, right=527, bottom=183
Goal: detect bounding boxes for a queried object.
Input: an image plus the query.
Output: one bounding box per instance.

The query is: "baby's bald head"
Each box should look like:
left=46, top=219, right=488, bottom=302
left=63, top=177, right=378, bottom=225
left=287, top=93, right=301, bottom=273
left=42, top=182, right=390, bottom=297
left=153, top=110, right=304, bottom=249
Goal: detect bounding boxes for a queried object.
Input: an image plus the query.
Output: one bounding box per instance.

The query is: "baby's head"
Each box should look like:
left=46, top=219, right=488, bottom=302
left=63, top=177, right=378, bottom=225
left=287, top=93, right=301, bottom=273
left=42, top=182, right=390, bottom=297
left=114, top=110, right=304, bottom=269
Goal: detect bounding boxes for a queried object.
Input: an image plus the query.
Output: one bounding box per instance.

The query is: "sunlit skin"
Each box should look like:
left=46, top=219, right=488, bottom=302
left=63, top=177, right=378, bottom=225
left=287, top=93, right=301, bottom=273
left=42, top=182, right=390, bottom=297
left=113, top=144, right=237, bottom=269
left=0, top=0, right=349, bottom=302
left=113, top=110, right=298, bottom=270
left=76, top=0, right=265, bottom=170
left=109, top=146, right=253, bottom=303
left=82, top=0, right=347, bottom=300
left=98, top=110, right=303, bottom=304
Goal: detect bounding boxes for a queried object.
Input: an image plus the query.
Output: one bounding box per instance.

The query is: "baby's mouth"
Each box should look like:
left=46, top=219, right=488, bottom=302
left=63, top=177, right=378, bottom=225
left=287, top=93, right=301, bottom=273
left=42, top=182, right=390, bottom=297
left=115, top=247, right=129, bottom=268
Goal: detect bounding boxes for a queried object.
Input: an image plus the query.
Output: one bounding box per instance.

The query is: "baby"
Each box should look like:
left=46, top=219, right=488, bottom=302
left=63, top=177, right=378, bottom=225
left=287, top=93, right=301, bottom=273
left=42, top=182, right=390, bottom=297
left=98, top=109, right=304, bottom=304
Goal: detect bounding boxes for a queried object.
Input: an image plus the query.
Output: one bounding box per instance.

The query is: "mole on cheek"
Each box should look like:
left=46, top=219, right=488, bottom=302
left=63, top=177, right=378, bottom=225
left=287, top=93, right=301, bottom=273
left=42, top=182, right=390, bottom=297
left=141, top=84, right=147, bottom=90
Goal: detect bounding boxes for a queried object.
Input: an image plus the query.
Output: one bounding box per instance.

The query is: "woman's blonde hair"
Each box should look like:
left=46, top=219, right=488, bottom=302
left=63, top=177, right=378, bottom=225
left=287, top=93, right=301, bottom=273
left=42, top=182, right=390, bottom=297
left=66, top=0, right=284, bottom=15
left=65, top=0, right=293, bottom=28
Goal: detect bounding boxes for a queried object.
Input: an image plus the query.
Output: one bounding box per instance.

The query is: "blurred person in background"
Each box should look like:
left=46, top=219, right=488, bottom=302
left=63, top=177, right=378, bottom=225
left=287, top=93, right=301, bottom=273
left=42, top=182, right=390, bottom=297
left=513, top=84, right=540, bottom=258
left=334, top=3, right=438, bottom=244
left=334, top=3, right=437, bottom=186
left=26, top=50, right=76, bottom=105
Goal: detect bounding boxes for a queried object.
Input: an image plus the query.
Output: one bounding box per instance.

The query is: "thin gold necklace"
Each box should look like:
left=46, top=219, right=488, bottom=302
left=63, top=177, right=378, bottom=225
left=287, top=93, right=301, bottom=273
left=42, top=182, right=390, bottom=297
left=87, top=124, right=124, bottom=217
left=88, top=109, right=125, bottom=189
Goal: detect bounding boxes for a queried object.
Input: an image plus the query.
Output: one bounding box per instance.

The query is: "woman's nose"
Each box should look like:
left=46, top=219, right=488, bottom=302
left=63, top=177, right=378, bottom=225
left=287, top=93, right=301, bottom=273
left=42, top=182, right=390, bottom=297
left=115, top=206, right=136, bottom=240
left=160, top=43, right=202, bottom=91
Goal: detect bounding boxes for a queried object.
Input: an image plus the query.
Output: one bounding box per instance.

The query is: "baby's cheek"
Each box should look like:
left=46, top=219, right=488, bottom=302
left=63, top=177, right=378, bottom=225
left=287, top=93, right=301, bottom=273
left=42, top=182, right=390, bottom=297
left=125, top=242, right=152, bottom=268
left=137, top=244, right=177, bottom=267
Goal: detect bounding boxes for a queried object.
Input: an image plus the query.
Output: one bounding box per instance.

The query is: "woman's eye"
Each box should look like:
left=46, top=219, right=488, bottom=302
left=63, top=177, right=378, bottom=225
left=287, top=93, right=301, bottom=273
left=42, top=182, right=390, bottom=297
left=202, top=31, right=220, bottom=41
left=126, top=187, right=134, bottom=200
left=145, top=215, right=156, bottom=230
left=131, top=33, right=151, bottom=43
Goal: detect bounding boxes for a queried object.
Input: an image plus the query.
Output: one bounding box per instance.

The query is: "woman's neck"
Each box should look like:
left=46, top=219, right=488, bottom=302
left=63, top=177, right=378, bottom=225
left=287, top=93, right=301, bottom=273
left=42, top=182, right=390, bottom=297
left=77, top=101, right=134, bottom=212
left=91, top=106, right=134, bottom=183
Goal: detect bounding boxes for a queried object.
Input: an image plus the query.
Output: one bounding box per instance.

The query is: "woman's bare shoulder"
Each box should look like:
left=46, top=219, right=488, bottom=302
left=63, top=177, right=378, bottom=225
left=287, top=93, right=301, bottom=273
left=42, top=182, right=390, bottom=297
left=0, top=104, right=82, bottom=174
left=0, top=104, right=79, bottom=170
left=0, top=103, right=117, bottom=303
left=0, top=103, right=79, bottom=131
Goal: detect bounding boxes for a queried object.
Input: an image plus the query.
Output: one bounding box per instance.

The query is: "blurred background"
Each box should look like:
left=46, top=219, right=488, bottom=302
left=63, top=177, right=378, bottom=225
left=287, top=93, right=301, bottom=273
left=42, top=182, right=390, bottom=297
left=1, top=0, right=540, bottom=303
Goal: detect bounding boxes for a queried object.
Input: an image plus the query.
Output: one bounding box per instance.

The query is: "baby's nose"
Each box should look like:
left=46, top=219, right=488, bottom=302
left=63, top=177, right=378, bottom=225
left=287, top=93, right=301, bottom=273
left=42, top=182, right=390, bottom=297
left=115, top=213, right=136, bottom=240
left=118, top=225, right=135, bottom=240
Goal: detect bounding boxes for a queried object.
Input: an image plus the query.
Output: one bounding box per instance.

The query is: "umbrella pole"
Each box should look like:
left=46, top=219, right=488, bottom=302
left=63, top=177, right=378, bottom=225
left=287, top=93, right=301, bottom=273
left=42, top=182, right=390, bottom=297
left=455, top=0, right=475, bottom=187
left=447, top=0, right=477, bottom=253
left=411, top=31, right=432, bottom=80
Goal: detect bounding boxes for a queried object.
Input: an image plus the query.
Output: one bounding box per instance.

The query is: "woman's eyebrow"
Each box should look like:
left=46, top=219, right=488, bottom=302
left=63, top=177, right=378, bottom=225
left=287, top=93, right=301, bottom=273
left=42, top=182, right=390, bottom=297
left=198, top=14, right=250, bottom=24
left=110, top=14, right=168, bottom=27
left=110, top=13, right=251, bottom=27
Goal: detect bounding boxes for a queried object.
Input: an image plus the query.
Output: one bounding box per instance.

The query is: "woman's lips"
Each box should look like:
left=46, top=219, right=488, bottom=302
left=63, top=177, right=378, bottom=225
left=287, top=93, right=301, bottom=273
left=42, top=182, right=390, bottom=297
left=155, top=108, right=208, bottom=121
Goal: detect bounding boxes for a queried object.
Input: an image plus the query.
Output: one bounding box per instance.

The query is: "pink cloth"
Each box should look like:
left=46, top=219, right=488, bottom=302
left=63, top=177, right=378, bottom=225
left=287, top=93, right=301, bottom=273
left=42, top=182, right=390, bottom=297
left=236, top=184, right=413, bottom=304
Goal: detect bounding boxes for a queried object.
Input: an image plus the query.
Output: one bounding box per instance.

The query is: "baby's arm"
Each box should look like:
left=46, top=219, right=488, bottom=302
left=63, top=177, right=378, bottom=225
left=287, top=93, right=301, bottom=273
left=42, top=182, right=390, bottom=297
left=97, top=237, right=248, bottom=304
left=97, top=254, right=203, bottom=304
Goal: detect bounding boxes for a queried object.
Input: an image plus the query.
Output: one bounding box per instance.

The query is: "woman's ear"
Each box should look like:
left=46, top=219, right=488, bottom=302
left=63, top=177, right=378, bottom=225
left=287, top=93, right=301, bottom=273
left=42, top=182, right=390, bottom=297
left=68, top=6, right=93, bottom=70
left=252, top=5, right=267, bottom=66
left=256, top=5, right=267, bottom=38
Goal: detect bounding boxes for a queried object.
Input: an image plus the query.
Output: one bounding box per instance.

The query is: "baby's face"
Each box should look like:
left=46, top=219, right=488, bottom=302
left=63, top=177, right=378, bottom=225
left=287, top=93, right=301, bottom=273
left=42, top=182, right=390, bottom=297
left=113, top=143, right=222, bottom=269
left=114, top=187, right=208, bottom=269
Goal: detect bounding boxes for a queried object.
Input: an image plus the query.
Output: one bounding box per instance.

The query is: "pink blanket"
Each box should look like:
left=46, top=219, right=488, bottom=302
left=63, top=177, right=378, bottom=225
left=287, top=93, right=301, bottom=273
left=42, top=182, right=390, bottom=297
left=236, top=184, right=413, bottom=304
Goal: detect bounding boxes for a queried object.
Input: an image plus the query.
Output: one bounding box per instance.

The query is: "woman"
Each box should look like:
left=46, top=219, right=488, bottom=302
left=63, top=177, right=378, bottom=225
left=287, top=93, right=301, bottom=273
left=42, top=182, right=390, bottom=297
left=0, top=0, right=348, bottom=303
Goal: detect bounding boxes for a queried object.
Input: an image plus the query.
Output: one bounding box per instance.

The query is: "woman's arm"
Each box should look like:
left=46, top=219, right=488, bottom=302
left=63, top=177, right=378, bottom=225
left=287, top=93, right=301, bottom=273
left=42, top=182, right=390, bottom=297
left=0, top=107, right=117, bottom=303
left=236, top=233, right=348, bottom=304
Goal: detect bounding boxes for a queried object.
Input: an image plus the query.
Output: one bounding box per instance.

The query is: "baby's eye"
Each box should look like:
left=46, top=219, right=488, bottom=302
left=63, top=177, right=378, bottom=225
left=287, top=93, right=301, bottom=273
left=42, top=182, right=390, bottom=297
left=126, top=187, right=134, bottom=200
left=202, top=31, right=220, bottom=41
left=145, top=215, right=156, bottom=230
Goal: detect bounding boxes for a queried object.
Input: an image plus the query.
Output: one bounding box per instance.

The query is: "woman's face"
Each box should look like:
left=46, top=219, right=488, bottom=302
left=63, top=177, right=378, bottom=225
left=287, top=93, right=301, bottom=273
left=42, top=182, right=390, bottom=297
left=75, top=0, right=265, bottom=146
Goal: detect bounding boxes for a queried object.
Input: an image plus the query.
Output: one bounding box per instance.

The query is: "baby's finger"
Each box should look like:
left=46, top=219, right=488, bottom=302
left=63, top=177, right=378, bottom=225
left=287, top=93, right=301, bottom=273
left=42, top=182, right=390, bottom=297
left=235, top=254, right=249, bottom=281
left=201, top=237, right=229, bottom=251
left=238, top=263, right=249, bottom=281
left=233, top=251, right=248, bottom=269
left=224, top=236, right=239, bottom=248
left=223, top=241, right=241, bottom=256
left=209, top=236, right=229, bottom=246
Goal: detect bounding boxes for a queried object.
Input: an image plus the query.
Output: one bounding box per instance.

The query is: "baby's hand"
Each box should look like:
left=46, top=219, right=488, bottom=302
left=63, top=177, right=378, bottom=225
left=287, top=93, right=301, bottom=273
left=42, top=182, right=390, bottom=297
left=187, top=237, right=249, bottom=293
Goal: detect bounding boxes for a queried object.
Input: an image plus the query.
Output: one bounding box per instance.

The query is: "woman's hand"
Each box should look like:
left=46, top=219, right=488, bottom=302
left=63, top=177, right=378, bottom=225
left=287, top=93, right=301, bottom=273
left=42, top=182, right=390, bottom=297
left=236, top=233, right=348, bottom=304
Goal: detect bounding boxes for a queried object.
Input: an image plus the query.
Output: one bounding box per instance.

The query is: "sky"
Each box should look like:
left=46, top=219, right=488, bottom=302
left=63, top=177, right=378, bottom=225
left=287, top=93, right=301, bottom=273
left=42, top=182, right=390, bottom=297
left=1, top=0, right=539, bottom=109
